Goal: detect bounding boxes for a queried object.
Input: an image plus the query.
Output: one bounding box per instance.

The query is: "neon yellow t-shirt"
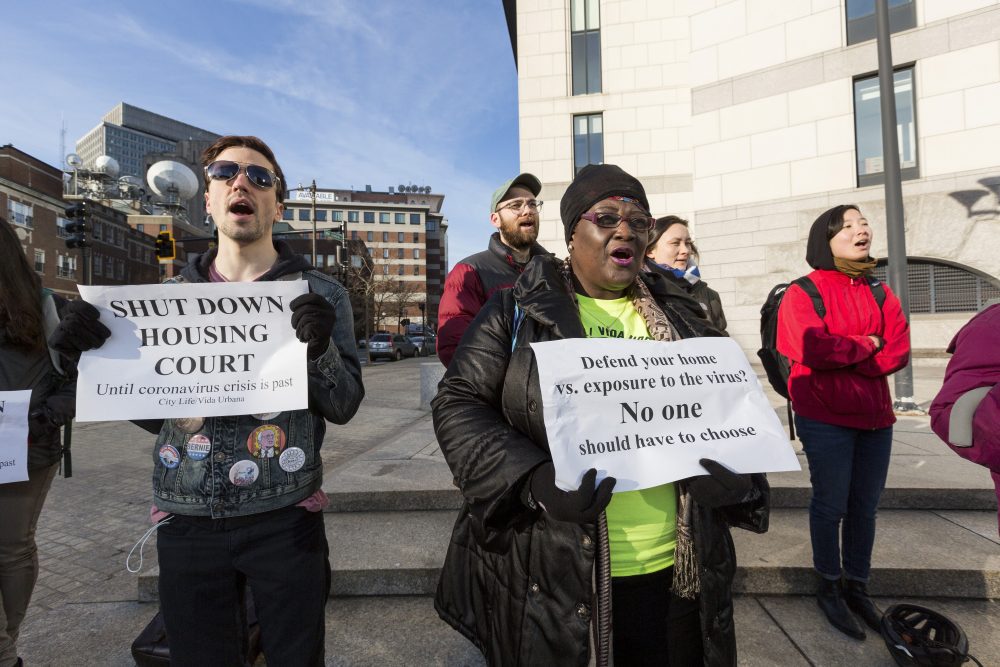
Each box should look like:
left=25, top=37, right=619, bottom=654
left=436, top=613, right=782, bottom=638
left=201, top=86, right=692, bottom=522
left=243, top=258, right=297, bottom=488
left=577, top=295, right=677, bottom=577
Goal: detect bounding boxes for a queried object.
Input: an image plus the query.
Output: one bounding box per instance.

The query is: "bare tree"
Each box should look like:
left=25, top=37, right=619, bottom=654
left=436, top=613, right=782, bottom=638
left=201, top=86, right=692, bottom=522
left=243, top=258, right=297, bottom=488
left=344, top=267, right=424, bottom=339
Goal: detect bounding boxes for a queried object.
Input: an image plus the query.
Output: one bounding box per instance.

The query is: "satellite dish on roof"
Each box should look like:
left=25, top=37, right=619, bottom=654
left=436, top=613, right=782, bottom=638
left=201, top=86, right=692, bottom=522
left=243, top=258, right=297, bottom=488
left=398, top=184, right=406, bottom=192
left=147, top=160, right=199, bottom=200
left=94, top=155, right=120, bottom=178
left=66, top=153, right=83, bottom=168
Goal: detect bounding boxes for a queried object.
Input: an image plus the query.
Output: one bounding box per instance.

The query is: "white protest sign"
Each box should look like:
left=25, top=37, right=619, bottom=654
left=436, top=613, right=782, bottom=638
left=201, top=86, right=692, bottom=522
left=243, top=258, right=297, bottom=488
left=76, top=281, right=309, bottom=421
left=0, top=390, right=31, bottom=484
left=531, top=337, right=799, bottom=492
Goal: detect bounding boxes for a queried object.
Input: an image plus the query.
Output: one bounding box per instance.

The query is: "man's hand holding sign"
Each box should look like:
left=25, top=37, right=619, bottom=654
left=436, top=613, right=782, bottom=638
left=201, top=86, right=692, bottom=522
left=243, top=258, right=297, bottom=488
left=531, top=336, right=799, bottom=494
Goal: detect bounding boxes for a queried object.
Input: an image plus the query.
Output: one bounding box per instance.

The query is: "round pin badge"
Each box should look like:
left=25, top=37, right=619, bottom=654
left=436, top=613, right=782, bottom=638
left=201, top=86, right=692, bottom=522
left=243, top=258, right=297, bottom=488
left=278, top=447, right=306, bottom=473
left=173, top=417, right=205, bottom=434
left=252, top=412, right=281, bottom=421
left=185, top=434, right=211, bottom=461
left=228, top=460, right=260, bottom=487
left=247, top=424, right=286, bottom=458
left=158, top=445, right=181, bottom=469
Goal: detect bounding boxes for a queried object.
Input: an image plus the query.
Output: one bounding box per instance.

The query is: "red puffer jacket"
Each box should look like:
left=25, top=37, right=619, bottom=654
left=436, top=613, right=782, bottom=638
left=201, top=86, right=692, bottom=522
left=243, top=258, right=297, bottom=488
left=776, top=269, right=910, bottom=430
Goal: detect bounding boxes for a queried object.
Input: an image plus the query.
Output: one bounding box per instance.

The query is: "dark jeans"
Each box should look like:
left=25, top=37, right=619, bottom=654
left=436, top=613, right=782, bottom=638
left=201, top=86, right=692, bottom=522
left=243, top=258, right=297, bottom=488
left=156, top=506, right=330, bottom=667
left=795, top=414, right=893, bottom=581
left=611, top=566, right=703, bottom=666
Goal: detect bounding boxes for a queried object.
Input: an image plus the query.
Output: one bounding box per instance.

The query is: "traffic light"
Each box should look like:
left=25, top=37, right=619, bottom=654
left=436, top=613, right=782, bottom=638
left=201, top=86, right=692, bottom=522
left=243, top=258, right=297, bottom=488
left=63, top=202, right=90, bottom=249
left=155, top=231, right=176, bottom=260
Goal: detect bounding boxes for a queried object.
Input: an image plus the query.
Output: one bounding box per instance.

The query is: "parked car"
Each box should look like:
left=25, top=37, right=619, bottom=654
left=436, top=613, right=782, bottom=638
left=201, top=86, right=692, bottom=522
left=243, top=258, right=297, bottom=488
left=368, top=333, right=419, bottom=361
left=409, top=334, right=437, bottom=357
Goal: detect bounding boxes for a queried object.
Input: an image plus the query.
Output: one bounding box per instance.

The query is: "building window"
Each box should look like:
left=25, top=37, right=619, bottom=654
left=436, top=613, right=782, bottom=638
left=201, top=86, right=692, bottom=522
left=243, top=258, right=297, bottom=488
left=333, top=211, right=343, bottom=222
left=427, top=220, right=437, bottom=232
left=367, top=231, right=374, bottom=242
left=351, top=255, right=363, bottom=268
left=410, top=213, right=421, bottom=225
left=854, top=67, right=917, bottom=186
left=398, top=266, right=405, bottom=276
left=349, top=211, right=359, bottom=222
left=159, top=224, right=168, bottom=232
left=846, top=0, right=915, bottom=45
left=383, top=249, right=390, bottom=259
left=414, top=249, right=421, bottom=260
left=412, top=232, right=419, bottom=243
left=298, top=209, right=310, bottom=221
left=57, top=255, right=77, bottom=279
left=397, top=248, right=404, bottom=259
left=327, top=254, right=337, bottom=267
left=873, top=259, right=1000, bottom=313
left=316, top=255, right=325, bottom=267
left=282, top=209, right=293, bottom=221
left=34, top=250, right=44, bottom=273
left=395, top=213, right=405, bottom=224
left=397, top=232, right=404, bottom=243
left=382, top=232, right=389, bottom=242
left=351, top=230, right=358, bottom=240
left=93, top=254, right=103, bottom=277
left=56, top=217, right=71, bottom=238
left=364, top=212, right=375, bottom=223
left=136, top=223, right=144, bottom=233
left=7, top=200, right=33, bottom=228
left=316, top=210, right=327, bottom=222
left=379, top=212, right=390, bottom=223
left=414, top=265, right=420, bottom=276
left=571, top=0, right=602, bottom=95
left=382, top=265, right=389, bottom=275
left=574, top=113, right=604, bottom=176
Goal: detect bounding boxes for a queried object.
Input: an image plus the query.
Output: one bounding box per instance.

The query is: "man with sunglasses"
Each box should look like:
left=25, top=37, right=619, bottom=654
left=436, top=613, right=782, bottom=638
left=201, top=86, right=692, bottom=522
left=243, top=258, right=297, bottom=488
left=57, top=135, right=363, bottom=665
left=436, top=172, right=549, bottom=367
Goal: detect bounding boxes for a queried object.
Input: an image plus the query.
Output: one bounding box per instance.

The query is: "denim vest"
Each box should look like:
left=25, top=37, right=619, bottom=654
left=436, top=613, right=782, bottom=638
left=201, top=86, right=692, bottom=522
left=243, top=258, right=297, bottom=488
left=150, top=268, right=364, bottom=517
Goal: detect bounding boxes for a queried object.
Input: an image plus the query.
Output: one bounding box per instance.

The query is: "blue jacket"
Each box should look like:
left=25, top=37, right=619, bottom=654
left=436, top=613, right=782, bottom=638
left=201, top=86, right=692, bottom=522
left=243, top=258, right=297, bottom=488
left=143, top=241, right=364, bottom=517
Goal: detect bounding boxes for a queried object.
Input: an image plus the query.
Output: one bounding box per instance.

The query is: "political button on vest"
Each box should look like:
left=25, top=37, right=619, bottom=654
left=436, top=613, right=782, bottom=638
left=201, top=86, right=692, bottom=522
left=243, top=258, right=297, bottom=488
left=173, top=417, right=205, bottom=434
left=279, top=447, right=306, bottom=473
left=247, top=424, right=286, bottom=458
left=185, top=434, right=211, bottom=461
left=158, top=445, right=181, bottom=469
left=252, top=412, right=281, bottom=421
left=228, top=460, right=259, bottom=487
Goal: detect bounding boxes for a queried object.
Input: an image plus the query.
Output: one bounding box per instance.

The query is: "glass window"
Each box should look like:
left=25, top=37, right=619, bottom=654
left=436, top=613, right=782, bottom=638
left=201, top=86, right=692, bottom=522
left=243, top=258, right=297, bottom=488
left=367, top=231, right=374, bottom=242
left=282, top=209, right=293, bottom=221
left=316, top=255, right=325, bottom=267
left=395, top=212, right=405, bottom=224
left=349, top=211, right=359, bottom=222
left=7, top=200, right=33, bottom=228
left=853, top=67, right=917, bottom=186
left=136, top=223, right=144, bottom=233
left=380, top=212, right=390, bottom=223
left=410, top=213, right=421, bottom=224
left=412, top=232, right=419, bottom=243
left=160, top=224, right=168, bottom=232
left=574, top=113, right=604, bottom=176
left=351, top=230, right=358, bottom=240
left=382, top=265, right=389, bottom=275
left=397, top=232, right=404, bottom=243
left=382, top=232, right=389, bottom=242
left=93, top=254, right=102, bottom=276
left=383, top=249, right=390, bottom=259
left=427, top=220, right=437, bottom=232
left=414, top=265, right=420, bottom=276
left=414, top=249, right=421, bottom=259
left=846, top=0, right=915, bottom=45
left=333, top=211, right=343, bottom=222
left=571, top=0, right=601, bottom=95
left=364, top=212, right=375, bottom=223
left=327, top=254, right=336, bottom=266
left=351, top=255, right=362, bottom=268
left=316, top=210, right=327, bottom=222
left=34, top=249, right=44, bottom=273
left=397, top=248, right=404, bottom=259
left=398, top=266, right=405, bottom=276
left=299, top=209, right=310, bottom=221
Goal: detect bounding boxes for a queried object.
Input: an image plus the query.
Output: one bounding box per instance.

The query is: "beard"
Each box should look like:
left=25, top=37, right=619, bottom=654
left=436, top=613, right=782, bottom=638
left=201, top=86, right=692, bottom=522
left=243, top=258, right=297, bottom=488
left=218, top=215, right=268, bottom=244
left=499, top=215, right=539, bottom=250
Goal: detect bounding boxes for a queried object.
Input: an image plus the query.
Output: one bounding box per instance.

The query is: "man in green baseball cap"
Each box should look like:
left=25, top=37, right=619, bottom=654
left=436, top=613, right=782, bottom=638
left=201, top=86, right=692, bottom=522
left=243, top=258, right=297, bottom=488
left=436, top=172, right=548, bottom=366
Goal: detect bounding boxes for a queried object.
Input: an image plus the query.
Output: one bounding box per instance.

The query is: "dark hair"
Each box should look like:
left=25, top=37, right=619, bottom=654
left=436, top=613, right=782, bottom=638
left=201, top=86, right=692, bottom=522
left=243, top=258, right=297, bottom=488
left=645, top=215, right=698, bottom=257
left=0, top=217, right=45, bottom=349
left=201, top=135, right=287, bottom=205
left=825, top=205, right=861, bottom=241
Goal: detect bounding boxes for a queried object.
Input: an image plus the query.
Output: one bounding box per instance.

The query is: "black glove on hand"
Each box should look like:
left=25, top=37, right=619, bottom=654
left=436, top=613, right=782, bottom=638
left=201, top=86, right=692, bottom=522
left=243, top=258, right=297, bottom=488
left=48, top=300, right=111, bottom=360
left=28, top=396, right=75, bottom=441
left=528, top=463, right=616, bottom=523
left=290, top=293, right=336, bottom=359
left=686, top=458, right=753, bottom=508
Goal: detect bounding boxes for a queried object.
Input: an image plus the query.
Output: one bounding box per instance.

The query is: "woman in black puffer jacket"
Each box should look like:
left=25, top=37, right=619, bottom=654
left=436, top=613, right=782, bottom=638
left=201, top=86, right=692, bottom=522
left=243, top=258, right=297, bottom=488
left=432, top=166, right=769, bottom=666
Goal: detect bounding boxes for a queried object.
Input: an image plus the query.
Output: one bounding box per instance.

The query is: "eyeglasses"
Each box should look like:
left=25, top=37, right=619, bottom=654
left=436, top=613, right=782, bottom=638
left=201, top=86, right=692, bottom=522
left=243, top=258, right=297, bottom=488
left=205, top=160, right=281, bottom=190
left=497, top=198, right=542, bottom=213
left=579, top=211, right=654, bottom=232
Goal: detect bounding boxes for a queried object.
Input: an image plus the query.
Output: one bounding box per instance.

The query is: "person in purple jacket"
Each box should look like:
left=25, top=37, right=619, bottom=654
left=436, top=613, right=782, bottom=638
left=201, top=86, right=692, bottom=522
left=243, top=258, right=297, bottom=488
left=929, top=303, right=1000, bottom=535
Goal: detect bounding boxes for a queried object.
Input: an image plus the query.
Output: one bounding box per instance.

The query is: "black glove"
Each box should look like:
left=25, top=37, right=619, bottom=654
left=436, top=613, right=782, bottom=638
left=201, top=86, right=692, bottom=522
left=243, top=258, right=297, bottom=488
left=527, top=463, right=616, bottom=523
left=686, top=458, right=752, bottom=508
left=28, top=395, right=73, bottom=440
left=48, top=300, right=110, bottom=361
left=290, top=292, right=336, bottom=359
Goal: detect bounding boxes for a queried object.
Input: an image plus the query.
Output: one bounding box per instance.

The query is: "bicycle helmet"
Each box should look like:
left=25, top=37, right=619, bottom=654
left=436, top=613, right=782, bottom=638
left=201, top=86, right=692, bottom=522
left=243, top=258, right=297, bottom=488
left=880, top=604, right=972, bottom=666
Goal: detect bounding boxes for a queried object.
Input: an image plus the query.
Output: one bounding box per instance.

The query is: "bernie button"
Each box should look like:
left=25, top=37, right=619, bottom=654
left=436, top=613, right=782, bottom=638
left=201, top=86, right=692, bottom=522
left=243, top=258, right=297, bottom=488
left=185, top=434, right=211, bottom=461
left=158, top=445, right=181, bottom=469
left=228, top=460, right=259, bottom=487
left=247, top=424, right=286, bottom=458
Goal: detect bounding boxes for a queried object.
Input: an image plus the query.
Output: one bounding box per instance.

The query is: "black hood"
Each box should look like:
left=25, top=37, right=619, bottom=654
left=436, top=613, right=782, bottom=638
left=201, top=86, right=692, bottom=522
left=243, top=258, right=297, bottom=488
left=806, top=205, right=855, bottom=270
left=181, top=240, right=314, bottom=282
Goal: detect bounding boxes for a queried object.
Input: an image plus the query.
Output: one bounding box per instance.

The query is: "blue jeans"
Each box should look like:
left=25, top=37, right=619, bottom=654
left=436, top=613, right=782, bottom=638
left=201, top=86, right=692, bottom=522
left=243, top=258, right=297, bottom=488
left=795, top=414, right=893, bottom=582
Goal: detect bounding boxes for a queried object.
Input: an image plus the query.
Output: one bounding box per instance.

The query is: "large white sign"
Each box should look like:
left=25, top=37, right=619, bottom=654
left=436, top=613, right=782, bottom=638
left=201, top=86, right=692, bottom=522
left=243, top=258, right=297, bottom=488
left=76, top=281, right=310, bottom=421
left=0, top=390, right=31, bottom=484
left=531, top=337, right=800, bottom=492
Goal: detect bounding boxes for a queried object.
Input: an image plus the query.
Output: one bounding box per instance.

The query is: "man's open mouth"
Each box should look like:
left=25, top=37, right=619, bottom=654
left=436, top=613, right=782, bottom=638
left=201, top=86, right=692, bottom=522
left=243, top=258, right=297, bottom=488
left=229, top=199, right=255, bottom=216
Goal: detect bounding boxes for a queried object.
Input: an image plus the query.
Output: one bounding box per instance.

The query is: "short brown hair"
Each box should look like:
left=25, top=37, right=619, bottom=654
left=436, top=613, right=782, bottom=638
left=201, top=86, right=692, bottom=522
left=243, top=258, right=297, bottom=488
left=645, top=215, right=696, bottom=255
left=201, top=135, right=287, bottom=205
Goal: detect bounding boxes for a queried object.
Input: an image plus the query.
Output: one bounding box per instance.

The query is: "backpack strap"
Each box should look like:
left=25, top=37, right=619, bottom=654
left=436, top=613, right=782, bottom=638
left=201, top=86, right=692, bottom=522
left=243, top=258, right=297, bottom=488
left=867, top=277, right=887, bottom=310
left=791, top=276, right=826, bottom=319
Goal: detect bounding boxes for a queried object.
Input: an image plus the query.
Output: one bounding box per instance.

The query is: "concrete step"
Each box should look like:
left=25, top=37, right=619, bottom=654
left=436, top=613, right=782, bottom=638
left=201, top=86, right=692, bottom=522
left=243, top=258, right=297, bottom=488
left=138, top=507, right=1000, bottom=601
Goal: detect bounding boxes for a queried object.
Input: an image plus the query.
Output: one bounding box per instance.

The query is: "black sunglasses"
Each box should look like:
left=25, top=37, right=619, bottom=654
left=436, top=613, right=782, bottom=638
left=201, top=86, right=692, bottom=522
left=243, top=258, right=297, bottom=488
left=205, top=160, right=281, bottom=190
left=579, top=212, right=654, bottom=232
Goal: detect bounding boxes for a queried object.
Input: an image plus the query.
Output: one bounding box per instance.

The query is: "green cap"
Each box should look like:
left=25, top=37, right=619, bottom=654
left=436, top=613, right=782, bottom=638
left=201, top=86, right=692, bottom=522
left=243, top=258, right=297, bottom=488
left=490, top=172, right=542, bottom=213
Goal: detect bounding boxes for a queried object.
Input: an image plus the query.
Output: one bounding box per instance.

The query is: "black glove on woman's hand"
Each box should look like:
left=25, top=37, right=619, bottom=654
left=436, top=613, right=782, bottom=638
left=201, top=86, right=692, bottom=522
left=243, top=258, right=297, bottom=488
left=290, top=293, right=336, bottom=359
left=686, top=458, right=752, bottom=508
left=528, top=463, right=616, bottom=523
left=48, top=300, right=111, bottom=360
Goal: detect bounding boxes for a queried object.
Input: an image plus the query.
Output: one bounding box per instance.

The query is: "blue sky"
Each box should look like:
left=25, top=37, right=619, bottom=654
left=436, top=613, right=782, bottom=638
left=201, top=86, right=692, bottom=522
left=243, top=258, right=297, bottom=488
left=0, top=0, right=520, bottom=266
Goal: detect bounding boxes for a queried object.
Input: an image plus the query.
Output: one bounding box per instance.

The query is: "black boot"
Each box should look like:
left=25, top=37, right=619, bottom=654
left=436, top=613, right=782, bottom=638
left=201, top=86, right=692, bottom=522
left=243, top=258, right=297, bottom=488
left=816, top=577, right=866, bottom=639
left=843, top=579, right=883, bottom=631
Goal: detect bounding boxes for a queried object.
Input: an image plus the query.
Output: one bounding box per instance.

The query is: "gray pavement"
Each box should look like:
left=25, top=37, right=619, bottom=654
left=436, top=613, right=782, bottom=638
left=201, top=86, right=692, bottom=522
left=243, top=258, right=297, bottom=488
left=15, top=358, right=1000, bottom=666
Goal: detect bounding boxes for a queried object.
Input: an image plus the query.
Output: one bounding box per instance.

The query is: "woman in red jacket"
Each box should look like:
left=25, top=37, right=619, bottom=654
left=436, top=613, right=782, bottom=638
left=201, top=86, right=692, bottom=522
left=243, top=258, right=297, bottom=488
left=777, top=205, right=910, bottom=641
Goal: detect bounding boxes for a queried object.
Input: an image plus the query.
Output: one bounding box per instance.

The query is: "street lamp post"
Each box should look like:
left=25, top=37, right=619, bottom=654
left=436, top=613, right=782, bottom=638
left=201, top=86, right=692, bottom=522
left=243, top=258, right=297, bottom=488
left=309, top=179, right=317, bottom=267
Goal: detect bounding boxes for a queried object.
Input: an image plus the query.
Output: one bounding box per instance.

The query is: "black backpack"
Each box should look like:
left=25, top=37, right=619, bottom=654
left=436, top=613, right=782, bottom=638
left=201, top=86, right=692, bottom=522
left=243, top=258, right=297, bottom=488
left=757, top=275, right=886, bottom=437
